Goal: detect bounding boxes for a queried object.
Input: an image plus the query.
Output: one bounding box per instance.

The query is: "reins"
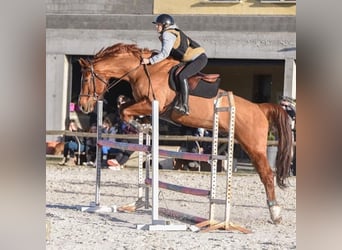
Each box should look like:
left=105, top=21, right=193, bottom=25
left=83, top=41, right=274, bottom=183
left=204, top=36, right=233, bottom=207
left=80, top=56, right=156, bottom=101
left=105, top=64, right=141, bottom=92
left=80, top=62, right=141, bottom=98
left=142, top=62, right=157, bottom=100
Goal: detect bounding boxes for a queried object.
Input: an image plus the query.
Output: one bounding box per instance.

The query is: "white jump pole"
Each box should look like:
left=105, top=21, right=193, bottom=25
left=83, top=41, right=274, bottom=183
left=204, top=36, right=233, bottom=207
left=78, top=100, right=116, bottom=213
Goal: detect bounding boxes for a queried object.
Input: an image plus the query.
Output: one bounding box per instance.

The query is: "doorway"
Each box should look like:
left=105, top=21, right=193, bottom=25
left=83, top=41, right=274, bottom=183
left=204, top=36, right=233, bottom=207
left=252, top=74, right=272, bottom=103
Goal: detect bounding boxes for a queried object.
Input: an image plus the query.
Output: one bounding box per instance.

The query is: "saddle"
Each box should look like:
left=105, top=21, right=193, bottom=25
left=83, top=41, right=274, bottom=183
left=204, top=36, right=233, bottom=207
left=169, top=64, right=221, bottom=99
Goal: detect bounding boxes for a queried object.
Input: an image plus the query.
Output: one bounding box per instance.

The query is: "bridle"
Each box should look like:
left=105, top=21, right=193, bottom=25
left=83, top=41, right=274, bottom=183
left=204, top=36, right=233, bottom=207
left=79, top=60, right=141, bottom=100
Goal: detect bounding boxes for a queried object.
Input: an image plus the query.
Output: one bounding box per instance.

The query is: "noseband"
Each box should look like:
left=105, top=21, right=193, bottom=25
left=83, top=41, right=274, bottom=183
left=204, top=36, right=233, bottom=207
left=79, top=60, right=141, bottom=100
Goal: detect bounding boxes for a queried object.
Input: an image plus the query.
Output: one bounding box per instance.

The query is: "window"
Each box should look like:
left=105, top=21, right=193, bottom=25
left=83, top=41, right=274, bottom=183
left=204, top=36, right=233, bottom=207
left=202, top=0, right=241, bottom=3
left=260, top=0, right=296, bottom=3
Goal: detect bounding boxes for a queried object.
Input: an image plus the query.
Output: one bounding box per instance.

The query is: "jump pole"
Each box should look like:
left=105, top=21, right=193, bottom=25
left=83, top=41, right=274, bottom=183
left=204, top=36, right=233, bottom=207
left=137, top=100, right=187, bottom=231
left=77, top=100, right=116, bottom=213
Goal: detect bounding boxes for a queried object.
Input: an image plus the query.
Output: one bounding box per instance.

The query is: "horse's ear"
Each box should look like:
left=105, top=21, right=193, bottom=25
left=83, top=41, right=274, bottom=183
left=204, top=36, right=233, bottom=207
left=78, top=58, right=88, bottom=67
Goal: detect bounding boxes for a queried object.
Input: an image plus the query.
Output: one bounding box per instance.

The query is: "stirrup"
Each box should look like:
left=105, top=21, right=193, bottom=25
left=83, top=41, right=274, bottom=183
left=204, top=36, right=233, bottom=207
left=182, top=106, right=189, bottom=115
left=173, top=100, right=183, bottom=111
left=173, top=105, right=189, bottom=115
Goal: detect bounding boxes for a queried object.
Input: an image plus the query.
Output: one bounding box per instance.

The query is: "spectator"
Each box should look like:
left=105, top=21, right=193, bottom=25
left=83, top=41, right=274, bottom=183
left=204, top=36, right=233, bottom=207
left=101, top=115, right=119, bottom=168
left=107, top=95, right=138, bottom=170
left=188, top=128, right=213, bottom=169
left=58, top=119, right=85, bottom=166
left=82, top=123, right=97, bottom=167
left=195, top=128, right=212, bottom=154
left=280, top=98, right=296, bottom=130
left=280, top=97, right=296, bottom=176
left=173, top=126, right=199, bottom=170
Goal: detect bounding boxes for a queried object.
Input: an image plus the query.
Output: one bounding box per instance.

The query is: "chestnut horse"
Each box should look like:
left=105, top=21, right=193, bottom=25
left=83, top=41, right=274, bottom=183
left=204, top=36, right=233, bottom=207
left=78, top=43, right=292, bottom=224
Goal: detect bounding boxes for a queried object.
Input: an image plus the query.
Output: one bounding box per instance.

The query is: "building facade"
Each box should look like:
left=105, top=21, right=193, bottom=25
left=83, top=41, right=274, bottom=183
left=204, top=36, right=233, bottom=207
left=46, top=0, right=296, bottom=138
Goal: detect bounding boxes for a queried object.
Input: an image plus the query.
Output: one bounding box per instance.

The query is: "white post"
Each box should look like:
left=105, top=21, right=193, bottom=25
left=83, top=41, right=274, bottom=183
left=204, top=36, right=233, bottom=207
left=225, top=92, right=235, bottom=228
left=144, top=133, right=151, bottom=209
left=77, top=100, right=116, bottom=213
left=151, top=100, right=160, bottom=223
left=137, top=100, right=187, bottom=231
left=95, top=100, right=103, bottom=205
left=138, top=131, right=144, bottom=200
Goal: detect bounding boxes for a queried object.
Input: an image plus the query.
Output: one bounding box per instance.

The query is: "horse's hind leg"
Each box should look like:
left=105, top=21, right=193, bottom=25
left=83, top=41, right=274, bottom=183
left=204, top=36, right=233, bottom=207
left=250, top=149, right=282, bottom=224
left=239, top=140, right=282, bottom=224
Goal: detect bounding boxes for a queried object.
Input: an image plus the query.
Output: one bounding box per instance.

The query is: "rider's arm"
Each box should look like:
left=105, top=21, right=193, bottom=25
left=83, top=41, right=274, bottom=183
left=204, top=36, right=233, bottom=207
left=149, top=32, right=176, bottom=65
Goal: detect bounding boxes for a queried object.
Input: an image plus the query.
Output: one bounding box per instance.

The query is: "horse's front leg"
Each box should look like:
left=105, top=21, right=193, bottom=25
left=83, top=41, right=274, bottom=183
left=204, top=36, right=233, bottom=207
left=120, top=99, right=153, bottom=132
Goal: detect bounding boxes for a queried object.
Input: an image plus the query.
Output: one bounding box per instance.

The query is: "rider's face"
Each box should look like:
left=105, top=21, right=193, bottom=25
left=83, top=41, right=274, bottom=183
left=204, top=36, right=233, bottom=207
left=155, top=23, right=163, bottom=33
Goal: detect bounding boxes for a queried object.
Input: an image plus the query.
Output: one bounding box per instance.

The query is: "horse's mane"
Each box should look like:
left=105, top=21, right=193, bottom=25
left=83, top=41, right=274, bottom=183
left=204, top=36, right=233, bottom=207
left=93, top=43, right=150, bottom=62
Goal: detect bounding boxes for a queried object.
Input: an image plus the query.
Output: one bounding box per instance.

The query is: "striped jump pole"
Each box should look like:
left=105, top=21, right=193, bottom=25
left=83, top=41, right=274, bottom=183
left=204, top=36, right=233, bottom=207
left=98, top=140, right=222, bottom=162
left=144, top=178, right=210, bottom=197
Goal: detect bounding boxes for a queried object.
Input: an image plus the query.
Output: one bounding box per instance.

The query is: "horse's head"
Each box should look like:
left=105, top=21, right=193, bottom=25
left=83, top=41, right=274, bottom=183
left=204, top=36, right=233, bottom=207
left=78, top=44, right=150, bottom=114
left=78, top=58, right=108, bottom=114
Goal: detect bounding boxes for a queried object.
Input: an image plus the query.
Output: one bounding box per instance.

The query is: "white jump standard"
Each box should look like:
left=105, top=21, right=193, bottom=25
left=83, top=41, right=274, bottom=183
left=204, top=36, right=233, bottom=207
left=138, top=94, right=249, bottom=233
left=77, top=100, right=117, bottom=213
left=137, top=101, right=188, bottom=230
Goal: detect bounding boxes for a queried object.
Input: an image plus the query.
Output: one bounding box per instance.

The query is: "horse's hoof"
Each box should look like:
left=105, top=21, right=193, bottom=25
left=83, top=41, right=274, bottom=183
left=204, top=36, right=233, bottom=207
left=134, top=198, right=148, bottom=209
left=140, top=124, right=152, bottom=134
left=130, top=120, right=143, bottom=132
left=272, top=216, right=282, bottom=224
left=269, top=205, right=282, bottom=224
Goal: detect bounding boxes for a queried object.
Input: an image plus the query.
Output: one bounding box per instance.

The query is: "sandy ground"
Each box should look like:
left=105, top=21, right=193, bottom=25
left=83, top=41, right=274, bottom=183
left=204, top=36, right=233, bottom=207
left=46, top=163, right=296, bottom=250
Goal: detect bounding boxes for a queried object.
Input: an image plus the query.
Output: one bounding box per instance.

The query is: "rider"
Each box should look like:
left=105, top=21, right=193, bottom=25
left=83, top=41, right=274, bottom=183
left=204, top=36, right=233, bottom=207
left=141, top=14, right=208, bottom=115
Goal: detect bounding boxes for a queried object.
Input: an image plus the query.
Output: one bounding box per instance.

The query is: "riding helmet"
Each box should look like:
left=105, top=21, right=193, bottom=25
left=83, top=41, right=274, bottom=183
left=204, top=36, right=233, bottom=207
left=152, top=14, right=174, bottom=27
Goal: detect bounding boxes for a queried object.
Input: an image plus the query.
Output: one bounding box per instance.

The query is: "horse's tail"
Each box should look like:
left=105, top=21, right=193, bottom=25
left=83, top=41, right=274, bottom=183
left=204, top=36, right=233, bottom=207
left=259, top=103, right=292, bottom=189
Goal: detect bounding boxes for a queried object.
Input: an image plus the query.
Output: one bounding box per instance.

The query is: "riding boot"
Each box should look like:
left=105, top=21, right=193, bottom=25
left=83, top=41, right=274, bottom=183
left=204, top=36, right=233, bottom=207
left=181, top=79, right=189, bottom=115
left=174, top=82, right=185, bottom=111
left=174, top=79, right=189, bottom=115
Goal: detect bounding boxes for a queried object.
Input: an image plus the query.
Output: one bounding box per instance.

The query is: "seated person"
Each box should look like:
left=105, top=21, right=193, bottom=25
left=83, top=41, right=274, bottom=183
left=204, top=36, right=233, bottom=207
left=188, top=128, right=213, bottom=170
left=101, top=115, right=119, bottom=168
left=280, top=97, right=296, bottom=176
left=174, top=126, right=199, bottom=170
left=107, top=120, right=138, bottom=170
left=195, top=128, right=212, bottom=154
left=83, top=123, right=97, bottom=167
left=58, top=119, right=85, bottom=166
left=107, top=95, right=138, bottom=170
